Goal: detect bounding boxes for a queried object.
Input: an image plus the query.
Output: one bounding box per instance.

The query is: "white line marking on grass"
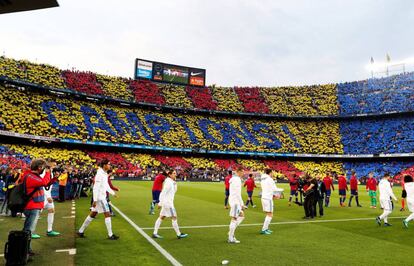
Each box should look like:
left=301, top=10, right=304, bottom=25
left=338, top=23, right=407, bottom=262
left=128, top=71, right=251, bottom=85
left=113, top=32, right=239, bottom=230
left=71, top=211, right=75, bottom=215
left=110, top=203, right=182, bottom=266
left=0, top=254, right=3, bottom=257
left=56, top=248, right=76, bottom=255
left=71, top=207, right=76, bottom=211
left=62, top=216, right=75, bottom=219
left=140, top=216, right=406, bottom=230
left=0, top=219, right=4, bottom=222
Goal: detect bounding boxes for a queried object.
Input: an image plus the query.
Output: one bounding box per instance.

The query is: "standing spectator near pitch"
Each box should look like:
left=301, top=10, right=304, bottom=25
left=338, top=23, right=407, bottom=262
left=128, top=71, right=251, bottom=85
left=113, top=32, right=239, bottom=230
left=366, top=172, right=378, bottom=208
left=149, top=170, right=166, bottom=215
left=227, top=167, right=245, bottom=244
left=400, top=178, right=406, bottom=212
left=0, top=168, right=14, bottom=215
left=314, top=175, right=326, bottom=217
left=152, top=170, right=188, bottom=239
left=288, top=174, right=299, bottom=206
left=224, top=170, right=232, bottom=209
left=376, top=173, right=397, bottom=226
left=323, top=172, right=334, bottom=207
left=22, top=159, right=55, bottom=255
left=244, top=173, right=257, bottom=208
left=260, top=168, right=277, bottom=235
left=78, top=159, right=119, bottom=240
left=402, top=175, right=414, bottom=228
left=348, top=171, right=362, bottom=207
left=57, top=169, right=68, bottom=202
left=337, top=173, right=348, bottom=207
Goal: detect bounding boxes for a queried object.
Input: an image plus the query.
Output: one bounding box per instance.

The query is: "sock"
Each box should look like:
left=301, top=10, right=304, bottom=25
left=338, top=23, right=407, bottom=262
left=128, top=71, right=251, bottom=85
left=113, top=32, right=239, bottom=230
left=224, top=197, right=228, bottom=207
left=172, top=219, right=181, bottom=236
left=250, top=199, right=254, bottom=206
left=105, top=217, right=113, bottom=237
left=47, top=212, right=54, bottom=232
left=289, top=196, right=292, bottom=202
left=356, top=196, right=360, bottom=206
left=348, top=196, right=353, bottom=206
left=373, top=197, right=377, bottom=206
left=153, top=217, right=162, bottom=235
left=325, top=197, right=329, bottom=206
left=245, top=200, right=249, bottom=206
left=339, top=197, right=342, bottom=205
left=228, top=220, right=237, bottom=240
left=236, top=216, right=245, bottom=226
left=402, top=199, right=405, bottom=209
left=406, top=213, right=414, bottom=222
left=262, top=216, right=272, bottom=231
left=379, top=211, right=391, bottom=223
left=79, top=216, right=93, bottom=233
left=150, top=202, right=155, bottom=212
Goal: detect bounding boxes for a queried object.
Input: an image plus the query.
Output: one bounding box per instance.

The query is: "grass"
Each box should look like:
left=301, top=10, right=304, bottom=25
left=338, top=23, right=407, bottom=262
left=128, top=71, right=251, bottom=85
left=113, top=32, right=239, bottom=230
left=0, top=200, right=75, bottom=266
left=78, top=181, right=414, bottom=266
left=2, top=181, right=413, bottom=266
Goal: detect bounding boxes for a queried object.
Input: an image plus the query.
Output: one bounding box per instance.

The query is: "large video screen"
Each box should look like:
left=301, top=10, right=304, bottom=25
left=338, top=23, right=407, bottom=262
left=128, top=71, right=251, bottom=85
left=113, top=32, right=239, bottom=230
left=134, top=59, right=206, bottom=87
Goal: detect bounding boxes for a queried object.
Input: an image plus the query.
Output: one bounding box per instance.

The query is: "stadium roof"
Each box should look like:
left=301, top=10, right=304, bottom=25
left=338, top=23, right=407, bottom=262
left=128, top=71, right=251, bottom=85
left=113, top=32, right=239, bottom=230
left=0, top=0, right=58, bottom=14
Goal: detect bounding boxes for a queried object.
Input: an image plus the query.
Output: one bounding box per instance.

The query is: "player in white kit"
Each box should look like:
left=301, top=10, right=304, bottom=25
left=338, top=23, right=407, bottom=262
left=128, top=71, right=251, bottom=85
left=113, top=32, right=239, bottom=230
left=152, top=170, right=188, bottom=239
left=402, top=175, right=414, bottom=228
left=78, top=159, right=119, bottom=240
left=376, top=173, right=397, bottom=226
left=260, top=168, right=278, bottom=235
left=227, top=166, right=246, bottom=244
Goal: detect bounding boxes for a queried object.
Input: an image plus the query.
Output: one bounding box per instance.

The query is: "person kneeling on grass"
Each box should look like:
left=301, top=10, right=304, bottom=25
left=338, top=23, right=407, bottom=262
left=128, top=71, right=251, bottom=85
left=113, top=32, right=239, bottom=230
left=77, top=159, right=119, bottom=240
left=152, top=170, right=188, bottom=240
left=402, top=175, right=414, bottom=228
left=376, top=173, right=397, bottom=227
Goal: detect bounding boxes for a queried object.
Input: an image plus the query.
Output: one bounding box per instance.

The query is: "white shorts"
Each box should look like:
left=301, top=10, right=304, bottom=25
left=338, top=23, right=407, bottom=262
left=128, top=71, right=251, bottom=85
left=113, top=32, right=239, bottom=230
left=229, top=204, right=243, bottom=218
left=261, top=198, right=274, bottom=213
left=91, top=200, right=110, bottom=214
left=407, top=200, right=414, bottom=213
left=160, top=206, right=177, bottom=217
left=380, top=198, right=393, bottom=211
left=44, top=200, right=55, bottom=210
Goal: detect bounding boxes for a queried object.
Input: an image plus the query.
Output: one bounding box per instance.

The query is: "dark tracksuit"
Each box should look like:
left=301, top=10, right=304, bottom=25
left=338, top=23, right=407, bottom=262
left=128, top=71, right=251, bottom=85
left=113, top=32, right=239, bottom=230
left=304, top=179, right=318, bottom=218
left=313, top=180, right=326, bottom=217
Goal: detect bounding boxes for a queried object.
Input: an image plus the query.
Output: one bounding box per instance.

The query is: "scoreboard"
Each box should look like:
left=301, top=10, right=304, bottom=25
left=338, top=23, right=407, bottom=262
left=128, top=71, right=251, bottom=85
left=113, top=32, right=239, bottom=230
left=135, top=59, right=206, bottom=87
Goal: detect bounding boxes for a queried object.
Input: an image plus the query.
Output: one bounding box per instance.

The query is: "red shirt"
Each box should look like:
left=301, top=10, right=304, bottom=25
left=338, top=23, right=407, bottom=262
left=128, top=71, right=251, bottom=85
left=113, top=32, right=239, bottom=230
left=152, top=174, right=166, bottom=191
left=244, top=178, right=256, bottom=192
left=224, top=174, right=232, bottom=190
left=24, top=170, right=52, bottom=210
left=366, top=178, right=377, bottom=191
left=338, top=176, right=348, bottom=190
left=323, top=176, right=334, bottom=191
left=289, top=177, right=298, bottom=190
left=350, top=175, right=358, bottom=190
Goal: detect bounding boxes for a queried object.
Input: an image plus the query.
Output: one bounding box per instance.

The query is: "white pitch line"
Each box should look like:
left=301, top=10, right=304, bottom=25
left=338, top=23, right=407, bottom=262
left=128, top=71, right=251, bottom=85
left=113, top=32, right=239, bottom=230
left=110, top=203, right=182, bottom=266
left=140, top=216, right=406, bottom=230
left=62, top=216, right=75, bottom=219
left=0, top=254, right=3, bottom=257
left=56, top=248, right=76, bottom=255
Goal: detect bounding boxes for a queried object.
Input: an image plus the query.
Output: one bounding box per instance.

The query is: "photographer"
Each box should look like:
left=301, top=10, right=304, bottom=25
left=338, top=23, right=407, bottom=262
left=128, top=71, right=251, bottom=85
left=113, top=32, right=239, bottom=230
left=22, top=159, right=57, bottom=255
left=303, top=175, right=317, bottom=219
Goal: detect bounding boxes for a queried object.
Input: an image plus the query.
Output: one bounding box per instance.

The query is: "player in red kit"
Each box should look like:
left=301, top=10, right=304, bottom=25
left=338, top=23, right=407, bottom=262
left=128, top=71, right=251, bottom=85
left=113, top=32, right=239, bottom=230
left=224, top=171, right=232, bottom=209
left=323, top=172, right=335, bottom=207
left=288, top=175, right=299, bottom=206
left=348, top=170, right=362, bottom=207
left=337, top=173, right=348, bottom=207
left=149, top=170, right=166, bottom=215
left=244, top=174, right=257, bottom=208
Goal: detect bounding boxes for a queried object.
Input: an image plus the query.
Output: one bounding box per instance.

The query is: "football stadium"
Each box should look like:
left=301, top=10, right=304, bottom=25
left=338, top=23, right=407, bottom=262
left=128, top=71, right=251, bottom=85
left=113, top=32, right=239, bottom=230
left=1, top=1, right=414, bottom=265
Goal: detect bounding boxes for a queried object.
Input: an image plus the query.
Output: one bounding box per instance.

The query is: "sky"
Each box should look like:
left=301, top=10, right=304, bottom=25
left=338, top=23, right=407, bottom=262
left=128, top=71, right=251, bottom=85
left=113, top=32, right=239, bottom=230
left=1, top=0, right=414, bottom=87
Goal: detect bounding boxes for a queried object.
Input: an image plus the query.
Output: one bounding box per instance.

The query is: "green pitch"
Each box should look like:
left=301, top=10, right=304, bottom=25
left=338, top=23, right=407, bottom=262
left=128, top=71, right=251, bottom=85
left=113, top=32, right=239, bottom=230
left=76, top=182, right=414, bottom=266
left=2, top=182, right=414, bottom=266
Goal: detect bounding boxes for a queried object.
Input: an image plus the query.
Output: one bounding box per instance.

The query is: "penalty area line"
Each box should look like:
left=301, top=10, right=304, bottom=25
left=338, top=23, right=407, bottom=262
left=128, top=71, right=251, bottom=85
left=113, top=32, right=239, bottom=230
left=140, top=216, right=406, bottom=230
left=110, top=203, right=182, bottom=266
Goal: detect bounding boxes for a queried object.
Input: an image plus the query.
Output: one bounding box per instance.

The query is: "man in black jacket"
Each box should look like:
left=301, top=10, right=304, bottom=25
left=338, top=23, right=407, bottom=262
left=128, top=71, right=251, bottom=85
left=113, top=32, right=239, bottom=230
left=313, top=175, right=327, bottom=217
